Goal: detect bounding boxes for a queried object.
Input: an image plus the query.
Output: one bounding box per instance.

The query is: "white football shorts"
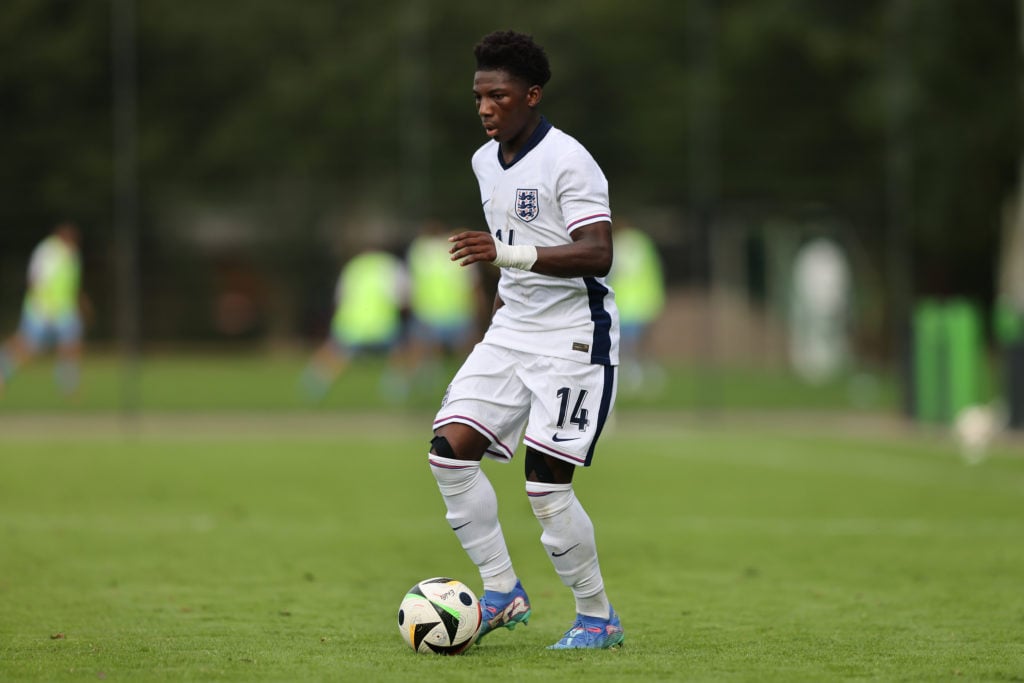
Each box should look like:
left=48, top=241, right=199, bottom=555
left=433, top=342, right=617, bottom=467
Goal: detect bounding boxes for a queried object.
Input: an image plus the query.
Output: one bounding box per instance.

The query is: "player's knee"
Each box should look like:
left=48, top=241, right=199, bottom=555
left=430, top=435, right=457, bottom=460
left=524, top=448, right=575, bottom=485
left=431, top=425, right=490, bottom=461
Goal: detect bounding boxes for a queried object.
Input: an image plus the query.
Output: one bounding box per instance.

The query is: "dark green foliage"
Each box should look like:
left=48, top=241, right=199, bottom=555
left=0, top=0, right=1018, bottom=341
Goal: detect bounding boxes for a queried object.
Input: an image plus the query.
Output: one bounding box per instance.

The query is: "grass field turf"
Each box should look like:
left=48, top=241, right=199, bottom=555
left=0, top=352, right=899, bottom=413
left=1, top=409, right=1022, bottom=681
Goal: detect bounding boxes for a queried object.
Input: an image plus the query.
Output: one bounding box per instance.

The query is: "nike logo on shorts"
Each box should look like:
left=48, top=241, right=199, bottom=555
left=551, top=433, right=581, bottom=443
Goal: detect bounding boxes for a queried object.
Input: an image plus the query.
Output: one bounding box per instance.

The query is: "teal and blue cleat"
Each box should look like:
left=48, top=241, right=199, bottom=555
left=548, top=608, right=624, bottom=649
left=475, top=580, right=532, bottom=642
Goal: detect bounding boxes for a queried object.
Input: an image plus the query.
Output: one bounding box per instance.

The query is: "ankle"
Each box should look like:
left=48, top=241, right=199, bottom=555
left=482, top=570, right=518, bottom=594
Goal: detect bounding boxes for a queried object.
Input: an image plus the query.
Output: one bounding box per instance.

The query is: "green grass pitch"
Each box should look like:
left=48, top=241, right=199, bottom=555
left=1, top=409, right=1022, bottom=681
left=0, top=352, right=899, bottom=414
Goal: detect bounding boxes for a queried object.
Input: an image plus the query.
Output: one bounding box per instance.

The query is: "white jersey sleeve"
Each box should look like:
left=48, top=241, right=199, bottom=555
left=556, top=147, right=615, bottom=234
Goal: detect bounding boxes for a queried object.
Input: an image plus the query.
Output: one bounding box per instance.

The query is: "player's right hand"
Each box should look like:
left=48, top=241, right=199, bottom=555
left=449, top=231, right=497, bottom=267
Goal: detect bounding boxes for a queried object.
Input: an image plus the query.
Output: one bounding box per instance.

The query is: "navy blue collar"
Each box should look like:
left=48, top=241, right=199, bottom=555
left=497, top=116, right=552, bottom=170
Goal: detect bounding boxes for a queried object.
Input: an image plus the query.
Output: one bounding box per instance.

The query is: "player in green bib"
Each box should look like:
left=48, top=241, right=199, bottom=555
left=0, top=222, right=85, bottom=396
left=608, top=224, right=666, bottom=394
left=301, top=249, right=408, bottom=401
left=405, top=221, right=481, bottom=391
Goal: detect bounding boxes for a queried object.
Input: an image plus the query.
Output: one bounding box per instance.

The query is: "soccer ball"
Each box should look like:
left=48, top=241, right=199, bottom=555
left=398, top=577, right=482, bottom=655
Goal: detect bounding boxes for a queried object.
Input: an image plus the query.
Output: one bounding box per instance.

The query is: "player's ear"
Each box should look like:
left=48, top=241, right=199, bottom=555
left=526, top=84, right=543, bottom=108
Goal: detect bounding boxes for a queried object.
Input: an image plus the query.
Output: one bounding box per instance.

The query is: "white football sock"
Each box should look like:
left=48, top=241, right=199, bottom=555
left=526, top=481, right=611, bottom=619
left=429, top=454, right=517, bottom=593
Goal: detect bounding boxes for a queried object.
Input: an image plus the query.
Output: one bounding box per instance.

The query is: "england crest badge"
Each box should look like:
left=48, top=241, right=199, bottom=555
left=515, top=188, right=539, bottom=222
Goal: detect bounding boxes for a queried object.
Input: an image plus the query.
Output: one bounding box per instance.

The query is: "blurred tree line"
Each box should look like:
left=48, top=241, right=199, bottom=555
left=0, top=0, right=1019, bottom=357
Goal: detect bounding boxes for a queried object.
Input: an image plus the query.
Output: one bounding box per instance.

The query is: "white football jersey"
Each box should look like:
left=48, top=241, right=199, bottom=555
left=472, top=118, right=619, bottom=366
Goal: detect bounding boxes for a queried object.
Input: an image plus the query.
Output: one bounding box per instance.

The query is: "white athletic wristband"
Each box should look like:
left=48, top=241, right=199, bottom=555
left=492, top=242, right=538, bottom=270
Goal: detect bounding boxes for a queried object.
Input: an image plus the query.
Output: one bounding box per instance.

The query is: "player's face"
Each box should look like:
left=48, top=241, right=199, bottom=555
left=473, top=69, right=541, bottom=146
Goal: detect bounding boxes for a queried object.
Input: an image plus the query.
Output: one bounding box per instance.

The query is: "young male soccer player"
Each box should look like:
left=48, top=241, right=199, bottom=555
left=428, top=30, right=624, bottom=650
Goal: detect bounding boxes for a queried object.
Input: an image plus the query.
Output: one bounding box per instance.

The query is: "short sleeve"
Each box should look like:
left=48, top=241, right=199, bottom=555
left=556, top=148, right=611, bottom=234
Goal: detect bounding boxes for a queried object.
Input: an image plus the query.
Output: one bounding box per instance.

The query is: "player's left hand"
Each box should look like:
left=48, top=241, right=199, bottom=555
left=449, top=231, right=497, bottom=267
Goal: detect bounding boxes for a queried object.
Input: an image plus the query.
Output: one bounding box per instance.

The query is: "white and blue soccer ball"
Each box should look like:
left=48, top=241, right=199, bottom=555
left=398, top=577, right=481, bottom=655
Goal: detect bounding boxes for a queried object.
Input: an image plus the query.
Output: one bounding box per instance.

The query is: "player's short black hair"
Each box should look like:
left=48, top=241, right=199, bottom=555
left=474, top=30, right=551, bottom=87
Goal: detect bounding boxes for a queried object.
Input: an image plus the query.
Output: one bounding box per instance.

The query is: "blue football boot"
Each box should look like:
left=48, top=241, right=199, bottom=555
left=476, top=580, right=531, bottom=642
left=548, top=608, right=624, bottom=649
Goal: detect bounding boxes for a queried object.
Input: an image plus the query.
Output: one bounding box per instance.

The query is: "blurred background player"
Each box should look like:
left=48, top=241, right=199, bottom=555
left=404, top=220, right=483, bottom=394
left=0, top=221, right=87, bottom=397
left=788, top=236, right=852, bottom=384
left=608, top=222, right=666, bottom=395
left=300, top=247, right=408, bottom=402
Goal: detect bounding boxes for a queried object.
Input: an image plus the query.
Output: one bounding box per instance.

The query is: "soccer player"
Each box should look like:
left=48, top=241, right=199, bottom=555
left=405, top=220, right=482, bottom=391
left=609, top=222, right=666, bottom=395
left=300, top=248, right=408, bottom=401
left=428, top=30, right=624, bottom=650
left=0, top=221, right=86, bottom=396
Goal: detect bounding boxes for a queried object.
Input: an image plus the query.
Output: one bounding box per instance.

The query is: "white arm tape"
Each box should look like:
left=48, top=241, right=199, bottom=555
left=492, top=242, right=538, bottom=271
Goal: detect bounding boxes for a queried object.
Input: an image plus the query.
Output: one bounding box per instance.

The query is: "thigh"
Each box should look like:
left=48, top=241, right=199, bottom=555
left=18, top=309, right=49, bottom=352
left=433, top=343, right=531, bottom=462
left=54, top=313, right=82, bottom=349
left=522, top=358, right=617, bottom=467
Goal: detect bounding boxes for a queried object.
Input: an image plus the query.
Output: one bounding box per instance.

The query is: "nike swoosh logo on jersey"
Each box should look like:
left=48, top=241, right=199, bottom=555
left=551, top=434, right=581, bottom=443
left=551, top=544, right=580, bottom=558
